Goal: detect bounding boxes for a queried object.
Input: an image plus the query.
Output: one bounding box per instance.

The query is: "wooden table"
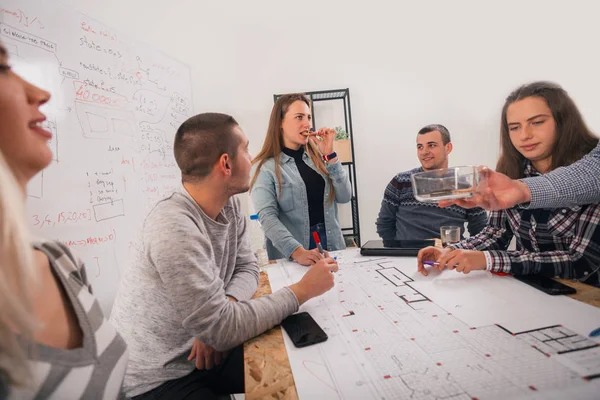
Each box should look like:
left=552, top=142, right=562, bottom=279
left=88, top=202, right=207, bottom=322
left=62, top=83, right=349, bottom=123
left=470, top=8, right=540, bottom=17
left=558, top=279, right=600, bottom=308
left=244, top=271, right=298, bottom=400
left=243, top=268, right=600, bottom=399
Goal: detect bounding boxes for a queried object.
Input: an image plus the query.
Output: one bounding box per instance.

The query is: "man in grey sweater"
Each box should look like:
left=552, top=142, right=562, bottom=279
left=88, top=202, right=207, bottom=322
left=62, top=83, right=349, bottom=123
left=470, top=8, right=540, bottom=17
left=110, top=113, right=338, bottom=398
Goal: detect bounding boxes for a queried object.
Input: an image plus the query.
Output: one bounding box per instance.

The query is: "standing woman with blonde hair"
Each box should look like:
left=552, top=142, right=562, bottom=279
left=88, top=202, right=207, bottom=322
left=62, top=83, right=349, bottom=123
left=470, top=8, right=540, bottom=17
left=0, top=42, right=127, bottom=398
left=251, top=93, right=352, bottom=265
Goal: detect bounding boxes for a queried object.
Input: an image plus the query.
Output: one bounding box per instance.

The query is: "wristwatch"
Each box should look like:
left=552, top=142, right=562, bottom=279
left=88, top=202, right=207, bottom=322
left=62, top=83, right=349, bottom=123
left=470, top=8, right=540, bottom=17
left=322, top=151, right=337, bottom=162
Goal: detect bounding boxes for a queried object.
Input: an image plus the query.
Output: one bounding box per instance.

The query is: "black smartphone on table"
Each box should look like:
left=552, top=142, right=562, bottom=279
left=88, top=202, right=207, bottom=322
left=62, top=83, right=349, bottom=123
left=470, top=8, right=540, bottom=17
left=281, top=312, right=328, bottom=348
left=514, top=275, right=577, bottom=295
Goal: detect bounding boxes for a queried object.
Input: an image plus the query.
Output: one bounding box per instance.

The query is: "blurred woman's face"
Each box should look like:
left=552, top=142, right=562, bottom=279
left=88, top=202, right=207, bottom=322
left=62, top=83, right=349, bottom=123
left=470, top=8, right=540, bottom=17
left=0, top=44, right=52, bottom=186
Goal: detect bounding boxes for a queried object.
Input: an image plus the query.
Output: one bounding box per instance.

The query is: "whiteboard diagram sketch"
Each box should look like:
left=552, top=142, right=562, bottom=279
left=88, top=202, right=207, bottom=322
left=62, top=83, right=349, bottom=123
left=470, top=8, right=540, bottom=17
left=1, top=0, right=192, bottom=313
left=75, top=101, right=137, bottom=139
left=267, top=249, right=600, bottom=400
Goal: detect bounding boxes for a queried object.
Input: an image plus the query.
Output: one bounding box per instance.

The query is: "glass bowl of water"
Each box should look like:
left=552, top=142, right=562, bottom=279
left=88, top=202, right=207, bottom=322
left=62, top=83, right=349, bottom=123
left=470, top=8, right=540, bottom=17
left=411, top=166, right=479, bottom=203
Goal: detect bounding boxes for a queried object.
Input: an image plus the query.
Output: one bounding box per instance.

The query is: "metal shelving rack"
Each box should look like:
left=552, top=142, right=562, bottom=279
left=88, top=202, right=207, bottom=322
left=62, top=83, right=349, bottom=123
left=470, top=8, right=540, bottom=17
left=274, top=88, right=361, bottom=246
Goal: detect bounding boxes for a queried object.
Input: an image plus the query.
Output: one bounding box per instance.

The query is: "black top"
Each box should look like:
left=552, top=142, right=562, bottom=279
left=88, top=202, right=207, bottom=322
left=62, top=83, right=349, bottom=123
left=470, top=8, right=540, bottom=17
left=282, top=146, right=325, bottom=227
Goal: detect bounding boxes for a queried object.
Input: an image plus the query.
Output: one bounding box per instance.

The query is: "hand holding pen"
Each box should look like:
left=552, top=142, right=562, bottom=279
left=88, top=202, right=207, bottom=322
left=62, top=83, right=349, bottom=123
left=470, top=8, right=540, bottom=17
left=290, top=232, right=331, bottom=266
left=312, top=232, right=325, bottom=258
left=417, top=246, right=446, bottom=276
left=291, top=247, right=323, bottom=266
left=422, top=260, right=509, bottom=277
left=419, top=247, right=495, bottom=276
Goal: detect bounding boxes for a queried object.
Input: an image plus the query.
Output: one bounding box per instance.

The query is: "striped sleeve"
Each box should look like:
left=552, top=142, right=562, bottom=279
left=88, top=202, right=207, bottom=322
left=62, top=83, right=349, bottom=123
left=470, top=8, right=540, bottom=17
left=17, top=241, right=129, bottom=399
left=41, top=241, right=93, bottom=294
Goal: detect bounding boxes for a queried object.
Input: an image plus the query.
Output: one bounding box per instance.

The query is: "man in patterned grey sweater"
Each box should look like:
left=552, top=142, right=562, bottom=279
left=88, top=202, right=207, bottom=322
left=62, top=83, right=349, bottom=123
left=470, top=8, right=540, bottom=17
left=110, top=113, right=339, bottom=398
left=376, top=124, right=487, bottom=241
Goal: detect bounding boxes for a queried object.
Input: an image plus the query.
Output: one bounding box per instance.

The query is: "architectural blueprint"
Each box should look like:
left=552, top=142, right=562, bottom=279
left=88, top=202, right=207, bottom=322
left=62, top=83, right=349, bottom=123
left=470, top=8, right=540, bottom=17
left=267, top=249, right=600, bottom=399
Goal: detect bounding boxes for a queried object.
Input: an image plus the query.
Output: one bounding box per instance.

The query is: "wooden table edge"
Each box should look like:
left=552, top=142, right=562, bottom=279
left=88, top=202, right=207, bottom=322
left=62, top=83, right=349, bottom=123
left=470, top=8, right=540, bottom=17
left=244, top=267, right=298, bottom=399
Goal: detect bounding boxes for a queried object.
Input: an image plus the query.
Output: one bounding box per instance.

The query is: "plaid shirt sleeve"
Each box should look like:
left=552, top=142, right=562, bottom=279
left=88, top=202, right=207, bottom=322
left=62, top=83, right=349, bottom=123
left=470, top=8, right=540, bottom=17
left=523, top=141, right=600, bottom=209
left=486, top=205, right=600, bottom=277
left=452, top=210, right=514, bottom=251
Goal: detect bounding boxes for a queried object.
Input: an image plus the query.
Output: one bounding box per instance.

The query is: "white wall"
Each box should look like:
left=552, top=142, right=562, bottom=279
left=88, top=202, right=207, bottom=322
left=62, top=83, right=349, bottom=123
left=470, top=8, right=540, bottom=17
left=60, top=0, right=600, bottom=243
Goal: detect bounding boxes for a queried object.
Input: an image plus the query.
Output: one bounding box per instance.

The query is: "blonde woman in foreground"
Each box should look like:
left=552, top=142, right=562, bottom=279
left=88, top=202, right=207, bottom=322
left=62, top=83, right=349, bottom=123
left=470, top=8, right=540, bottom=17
left=0, top=42, right=127, bottom=399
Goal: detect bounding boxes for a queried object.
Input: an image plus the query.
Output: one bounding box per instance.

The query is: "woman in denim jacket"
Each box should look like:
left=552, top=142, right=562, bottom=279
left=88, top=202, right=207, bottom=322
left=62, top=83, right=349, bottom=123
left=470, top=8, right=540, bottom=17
left=251, top=94, right=352, bottom=265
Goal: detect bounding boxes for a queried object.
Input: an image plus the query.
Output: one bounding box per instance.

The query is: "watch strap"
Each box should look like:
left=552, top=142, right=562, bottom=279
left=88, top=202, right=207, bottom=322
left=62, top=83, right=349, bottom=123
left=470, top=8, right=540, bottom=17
left=323, top=151, right=337, bottom=162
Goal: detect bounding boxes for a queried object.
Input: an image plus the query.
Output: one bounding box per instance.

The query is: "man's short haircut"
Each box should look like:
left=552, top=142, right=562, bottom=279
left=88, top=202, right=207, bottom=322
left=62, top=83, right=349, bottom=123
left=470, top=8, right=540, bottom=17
left=174, top=113, right=240, bottom=182
left=417, top=124, right=451, bottom=145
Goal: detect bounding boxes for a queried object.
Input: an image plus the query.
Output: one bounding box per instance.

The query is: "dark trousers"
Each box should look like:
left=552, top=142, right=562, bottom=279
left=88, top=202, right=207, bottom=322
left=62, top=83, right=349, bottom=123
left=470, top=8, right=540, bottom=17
left=133, top=345, right=244, bottom=400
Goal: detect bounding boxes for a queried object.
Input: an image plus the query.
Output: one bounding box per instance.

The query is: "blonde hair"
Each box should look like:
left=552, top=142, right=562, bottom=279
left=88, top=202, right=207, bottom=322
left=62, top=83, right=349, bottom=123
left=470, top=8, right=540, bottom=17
left=0, top=151, right=37, bottom=387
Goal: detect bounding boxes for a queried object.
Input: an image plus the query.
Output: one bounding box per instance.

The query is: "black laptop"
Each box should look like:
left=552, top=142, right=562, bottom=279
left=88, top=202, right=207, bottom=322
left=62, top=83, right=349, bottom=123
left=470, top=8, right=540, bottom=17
left=360, top=239, right=435, bottom=257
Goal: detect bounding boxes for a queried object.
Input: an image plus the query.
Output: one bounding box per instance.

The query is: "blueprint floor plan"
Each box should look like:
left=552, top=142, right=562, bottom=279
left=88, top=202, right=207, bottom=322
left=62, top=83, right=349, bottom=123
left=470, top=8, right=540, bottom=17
left=267, top=249, right=600, bottom=399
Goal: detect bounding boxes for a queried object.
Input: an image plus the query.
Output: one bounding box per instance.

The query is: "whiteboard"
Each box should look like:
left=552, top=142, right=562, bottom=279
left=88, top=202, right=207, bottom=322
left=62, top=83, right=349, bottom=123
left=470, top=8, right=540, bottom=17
left=1, top=0, right=193, bottom=313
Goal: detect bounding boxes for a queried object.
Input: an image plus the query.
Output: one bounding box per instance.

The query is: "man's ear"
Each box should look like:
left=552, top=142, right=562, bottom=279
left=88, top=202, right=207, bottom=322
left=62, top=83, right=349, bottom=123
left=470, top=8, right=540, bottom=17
left=445, top=142, right=453, bottom=155
left=218, top=153, right=232, bottom=176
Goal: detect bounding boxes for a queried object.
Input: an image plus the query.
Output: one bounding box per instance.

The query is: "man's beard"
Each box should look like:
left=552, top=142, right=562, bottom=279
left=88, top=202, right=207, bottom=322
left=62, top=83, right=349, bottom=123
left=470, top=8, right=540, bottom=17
left=227, top=174, right=251, bottom=196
